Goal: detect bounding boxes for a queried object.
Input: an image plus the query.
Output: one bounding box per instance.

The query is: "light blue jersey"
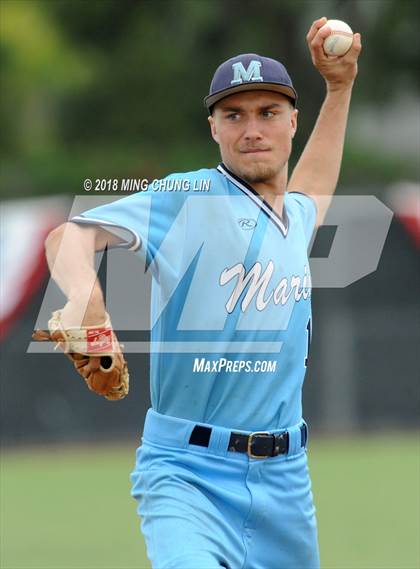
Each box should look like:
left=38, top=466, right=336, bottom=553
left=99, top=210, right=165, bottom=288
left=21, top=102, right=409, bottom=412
left=72, top=164, right=316, bottom=431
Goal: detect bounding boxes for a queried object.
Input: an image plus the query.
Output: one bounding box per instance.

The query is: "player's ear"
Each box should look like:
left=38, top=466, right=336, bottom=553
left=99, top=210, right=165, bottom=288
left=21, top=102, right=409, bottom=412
left=208, top=115, right=220, bottom=144
left=290, top=108, right=298, bottom=139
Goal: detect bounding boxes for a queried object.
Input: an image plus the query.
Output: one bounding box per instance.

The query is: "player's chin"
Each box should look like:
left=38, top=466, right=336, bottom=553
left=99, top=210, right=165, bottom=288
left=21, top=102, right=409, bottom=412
left=242, top=153, right=275, bottom=170
left=239, top=161, right=277, bottom=184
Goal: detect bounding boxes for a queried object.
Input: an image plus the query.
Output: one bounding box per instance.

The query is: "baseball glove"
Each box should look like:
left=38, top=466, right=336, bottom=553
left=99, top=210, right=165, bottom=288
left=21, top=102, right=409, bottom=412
left=32, top=309, right=129, bottom=401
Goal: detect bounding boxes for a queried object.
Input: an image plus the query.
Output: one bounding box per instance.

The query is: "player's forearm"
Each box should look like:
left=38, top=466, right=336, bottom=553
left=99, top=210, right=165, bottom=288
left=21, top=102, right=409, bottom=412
left=288, top=85, right=353, bottom=199
left=45, top=222, right=106, bottom=322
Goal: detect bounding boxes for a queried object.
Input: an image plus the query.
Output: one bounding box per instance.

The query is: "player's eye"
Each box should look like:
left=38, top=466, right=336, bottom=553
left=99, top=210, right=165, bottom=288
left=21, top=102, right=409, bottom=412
left=226, top=113, right=241, bottom=121
left=262, top=110, right=275, bottom=118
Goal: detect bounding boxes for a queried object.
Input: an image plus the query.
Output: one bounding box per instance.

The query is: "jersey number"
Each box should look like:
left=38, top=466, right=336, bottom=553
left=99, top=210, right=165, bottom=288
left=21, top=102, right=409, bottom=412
left=305, top=319, right=311, bottom=367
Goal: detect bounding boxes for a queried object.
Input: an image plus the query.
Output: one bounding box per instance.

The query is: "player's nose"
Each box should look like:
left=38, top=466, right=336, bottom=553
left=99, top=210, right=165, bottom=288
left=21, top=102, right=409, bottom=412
left=243, top=116, right=263, bottom=141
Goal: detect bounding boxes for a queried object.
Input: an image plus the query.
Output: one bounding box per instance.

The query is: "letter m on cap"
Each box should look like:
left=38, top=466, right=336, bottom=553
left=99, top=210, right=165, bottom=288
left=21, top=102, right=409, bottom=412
left=230, top=60, right=263, bottom=85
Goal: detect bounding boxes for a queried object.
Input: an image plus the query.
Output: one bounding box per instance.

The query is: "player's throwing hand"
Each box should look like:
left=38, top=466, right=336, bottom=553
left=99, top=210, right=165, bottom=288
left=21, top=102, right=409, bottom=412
left=307, top=17, right=362, bottom=89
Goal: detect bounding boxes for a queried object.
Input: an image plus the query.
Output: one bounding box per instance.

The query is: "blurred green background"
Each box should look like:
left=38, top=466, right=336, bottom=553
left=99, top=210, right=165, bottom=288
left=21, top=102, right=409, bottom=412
left=1, top=0, right=419, bottom=198
left=1, top=1, right=419, bottom=568
left=2, top=435, right=419, bottom=568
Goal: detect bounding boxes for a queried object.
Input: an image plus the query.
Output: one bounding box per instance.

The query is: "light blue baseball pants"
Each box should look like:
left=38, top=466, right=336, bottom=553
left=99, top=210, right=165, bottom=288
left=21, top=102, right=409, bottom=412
left=130, top=409, right=320, bottom=569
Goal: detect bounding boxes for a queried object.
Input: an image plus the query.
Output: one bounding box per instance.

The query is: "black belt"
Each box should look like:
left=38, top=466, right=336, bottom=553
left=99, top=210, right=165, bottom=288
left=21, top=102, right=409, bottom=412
left=189, top=424, right=307, bottom=459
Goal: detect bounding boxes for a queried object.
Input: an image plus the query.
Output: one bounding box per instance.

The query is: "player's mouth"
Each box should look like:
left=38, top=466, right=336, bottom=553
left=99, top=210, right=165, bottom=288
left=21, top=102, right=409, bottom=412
left=240, top=148, right=271, bottom=155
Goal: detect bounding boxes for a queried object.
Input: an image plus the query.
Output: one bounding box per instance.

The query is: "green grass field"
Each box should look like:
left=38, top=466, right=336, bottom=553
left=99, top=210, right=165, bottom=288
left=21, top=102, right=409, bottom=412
left=1, top=433, right=419, bottom=569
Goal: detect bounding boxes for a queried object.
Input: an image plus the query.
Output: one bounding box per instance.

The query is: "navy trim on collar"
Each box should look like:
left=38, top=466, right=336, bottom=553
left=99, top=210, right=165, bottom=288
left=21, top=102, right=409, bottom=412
left=217, top=163, right=289, bottom=237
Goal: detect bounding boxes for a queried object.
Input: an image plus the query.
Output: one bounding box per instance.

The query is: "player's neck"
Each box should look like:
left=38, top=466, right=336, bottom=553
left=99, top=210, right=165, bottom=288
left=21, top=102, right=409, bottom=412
left=251, top=167, right=288, bottom=218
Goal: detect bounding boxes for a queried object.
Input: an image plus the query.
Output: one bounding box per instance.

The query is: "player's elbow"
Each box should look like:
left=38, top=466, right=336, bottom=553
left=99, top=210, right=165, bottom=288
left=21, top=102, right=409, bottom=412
left=44, top=222, right=92, bottom=257
left=45, top=222, right=110, bottom=259
left=44, top=222, right=67, bottom=252
left=44, top=223, right=67, bottom=269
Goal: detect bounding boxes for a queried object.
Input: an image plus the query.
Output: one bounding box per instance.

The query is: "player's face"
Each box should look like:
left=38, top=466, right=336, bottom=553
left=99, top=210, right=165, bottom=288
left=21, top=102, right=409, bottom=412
left=208, top=91, right=298, bottom=187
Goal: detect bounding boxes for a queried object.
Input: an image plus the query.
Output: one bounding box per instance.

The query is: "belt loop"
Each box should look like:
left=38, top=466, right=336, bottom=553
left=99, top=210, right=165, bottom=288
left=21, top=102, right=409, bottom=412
left=286, top=423, right=302, bottom=456
left=208, top=427, right=229, bottom=457
left=218, top=428, right=231, bottom=456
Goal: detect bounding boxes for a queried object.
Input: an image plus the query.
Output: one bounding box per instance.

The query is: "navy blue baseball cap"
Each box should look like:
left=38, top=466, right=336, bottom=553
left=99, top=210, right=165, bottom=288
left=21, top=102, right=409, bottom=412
left=204, top=53, right=297, bottom=112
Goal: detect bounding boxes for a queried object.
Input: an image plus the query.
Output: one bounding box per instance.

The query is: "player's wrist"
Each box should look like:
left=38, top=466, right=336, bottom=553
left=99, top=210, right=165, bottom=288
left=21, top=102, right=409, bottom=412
left=68, top=281, right=103, bottom=304
left=325, top=78, right=355, bottom=93
left=324, top=81, right=355, bottom=104
left=66, top=289, right=107, bottom=326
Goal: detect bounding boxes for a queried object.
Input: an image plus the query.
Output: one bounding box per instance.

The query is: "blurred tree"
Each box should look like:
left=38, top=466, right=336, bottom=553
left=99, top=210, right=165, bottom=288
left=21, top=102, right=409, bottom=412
left=1, top=0, right=93, bottom=190
left=0, top=0, right=418, bottom=197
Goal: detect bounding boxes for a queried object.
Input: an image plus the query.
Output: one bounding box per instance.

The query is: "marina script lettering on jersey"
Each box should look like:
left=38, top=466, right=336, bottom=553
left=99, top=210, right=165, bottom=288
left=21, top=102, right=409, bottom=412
left=220, top=261, right=311, bottom=313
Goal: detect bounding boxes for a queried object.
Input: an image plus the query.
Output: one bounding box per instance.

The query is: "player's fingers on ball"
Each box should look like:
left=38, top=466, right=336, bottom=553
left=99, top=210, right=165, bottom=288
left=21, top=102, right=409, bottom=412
left=340, top=33, right=361, bottom=66
left=310, top=29, right=332, bottom=63
left=310, top=40, right=328, bottom=65
left=349, top=32, right=362, bottom=56
left=312, top=24, right=332, bottom=50
left=306, top=16, right=327, bottom=43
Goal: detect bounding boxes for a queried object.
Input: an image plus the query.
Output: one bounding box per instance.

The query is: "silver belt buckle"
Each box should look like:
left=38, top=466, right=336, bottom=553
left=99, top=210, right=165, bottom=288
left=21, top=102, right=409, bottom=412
left=247, top=431, right=273, bottom=459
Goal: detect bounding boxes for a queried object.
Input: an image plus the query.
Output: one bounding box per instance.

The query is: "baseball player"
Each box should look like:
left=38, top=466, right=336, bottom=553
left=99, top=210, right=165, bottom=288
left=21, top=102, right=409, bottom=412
left=39, top=18, right=361, bottom=569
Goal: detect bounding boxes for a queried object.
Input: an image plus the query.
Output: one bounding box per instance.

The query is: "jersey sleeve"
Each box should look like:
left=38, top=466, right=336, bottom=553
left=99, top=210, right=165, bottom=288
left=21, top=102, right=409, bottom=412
left=71, top=192, right=145, bottom=251
left=287, top=192, right=317, bottom=246
left=71, top=178, right=189, bottom=265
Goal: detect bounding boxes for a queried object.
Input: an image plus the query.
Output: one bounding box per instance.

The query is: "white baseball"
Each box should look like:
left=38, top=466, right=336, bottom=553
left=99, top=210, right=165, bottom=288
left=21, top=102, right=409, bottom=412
left=321, top=19, right=353, bottom=56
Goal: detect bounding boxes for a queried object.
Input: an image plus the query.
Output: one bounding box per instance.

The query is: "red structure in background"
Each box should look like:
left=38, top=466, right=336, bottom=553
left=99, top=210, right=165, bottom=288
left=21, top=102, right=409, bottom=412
left=387, top=182, right=420, bottom=249
left=0, top=197, right=68, bottom=339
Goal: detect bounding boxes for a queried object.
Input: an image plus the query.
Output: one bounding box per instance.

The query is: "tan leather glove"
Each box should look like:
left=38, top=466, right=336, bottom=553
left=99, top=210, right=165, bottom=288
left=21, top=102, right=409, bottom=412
left=33, top=309, right=129, bottom=401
